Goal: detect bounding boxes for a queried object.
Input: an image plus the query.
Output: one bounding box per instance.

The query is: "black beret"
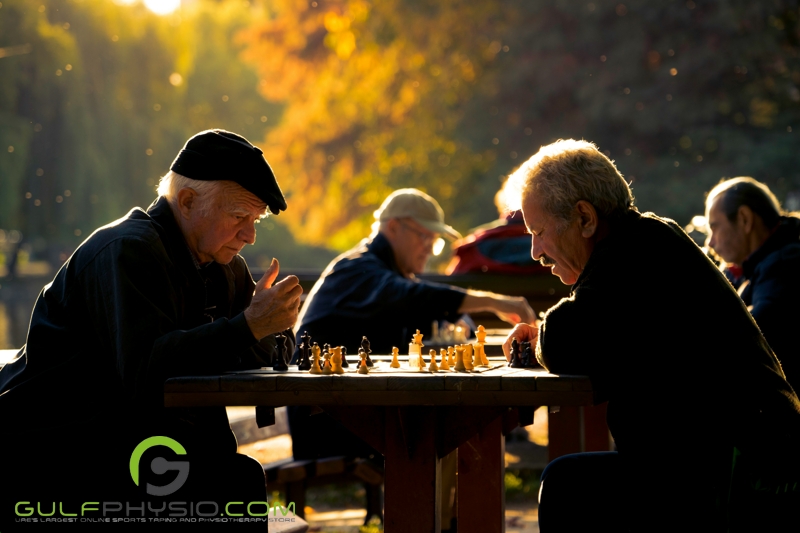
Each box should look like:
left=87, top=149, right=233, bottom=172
left=170, top=129, right=287, bottom=214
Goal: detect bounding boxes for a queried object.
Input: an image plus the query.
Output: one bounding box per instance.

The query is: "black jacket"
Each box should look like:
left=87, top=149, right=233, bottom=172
left=740, top=216, right=800, bottom=388
left=0, top=197, right=291, bottom=455
left=293, top=232, right=466, bottom=359
left=538, top=211, right=800, bottom=480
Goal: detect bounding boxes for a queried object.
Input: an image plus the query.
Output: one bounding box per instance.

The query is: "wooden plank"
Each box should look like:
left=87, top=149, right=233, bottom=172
left=387, top=374, right=446, bottom=391
left=163, top=376, right=220, bottom=393
left=220, top=373, right=277, bottom=392
left=458, top=415, right=505, bottom=533
left=164, top=390, right=595, bottom=408
left=443, top=373, right=501, bottom=392
left=331, top=373, right=389, bottom=391
left=384, top=406, right=441, bottom=533
left=534, top=371, right=586, bottom=391
left=276, top=374, right=334, bottom=391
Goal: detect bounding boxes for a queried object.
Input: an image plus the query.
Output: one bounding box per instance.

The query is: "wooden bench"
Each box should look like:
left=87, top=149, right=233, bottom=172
left=263, top=455, right=384, bottom=524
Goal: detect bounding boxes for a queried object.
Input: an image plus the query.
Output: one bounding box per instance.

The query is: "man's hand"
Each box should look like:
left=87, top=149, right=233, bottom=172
left=244, top=258, right=303, bottom=340
left=493, top=295, right=536, bottom=325
left=502, top=323, right=539, bottom=362
left=459, top=291, right=536, bottom=326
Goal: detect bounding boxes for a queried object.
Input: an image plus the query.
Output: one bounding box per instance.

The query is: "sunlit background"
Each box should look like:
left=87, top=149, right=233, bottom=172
left=2, top=0, right=800, bottom=348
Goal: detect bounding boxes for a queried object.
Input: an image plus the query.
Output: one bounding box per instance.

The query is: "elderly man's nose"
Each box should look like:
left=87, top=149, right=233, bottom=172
left=705, top=233, right=714, bottom=249
left=530, top=237, right=543, bottom=260
left=239, top=222, right=256, bottom=244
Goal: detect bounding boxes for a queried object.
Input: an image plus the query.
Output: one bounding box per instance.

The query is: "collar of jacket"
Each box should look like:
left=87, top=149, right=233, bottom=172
left=742, top=216, right=800, bottom=278
left=365, top=232, right=406, bottom=277
left=145, top=196, right=205, bottom=277
left=569, top=209, right=643, bottom=291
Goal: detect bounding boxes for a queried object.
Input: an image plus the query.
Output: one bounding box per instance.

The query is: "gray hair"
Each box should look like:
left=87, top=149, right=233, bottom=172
left=505, top=139, right=634, bottom=229
left=706, top=177, right=782, bottom=229
left=156, top=171, right=225, bottom=217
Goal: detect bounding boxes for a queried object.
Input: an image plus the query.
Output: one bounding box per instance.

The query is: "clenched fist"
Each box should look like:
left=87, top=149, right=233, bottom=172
left=244, top=258, right=303, bottom=340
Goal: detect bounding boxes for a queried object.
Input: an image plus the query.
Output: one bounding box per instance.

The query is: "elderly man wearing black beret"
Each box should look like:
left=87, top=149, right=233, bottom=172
left=0, top=130, right=302, bottom=525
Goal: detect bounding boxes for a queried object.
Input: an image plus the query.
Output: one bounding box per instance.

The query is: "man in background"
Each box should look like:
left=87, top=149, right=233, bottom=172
left=704, top=176, right=800, bottom=388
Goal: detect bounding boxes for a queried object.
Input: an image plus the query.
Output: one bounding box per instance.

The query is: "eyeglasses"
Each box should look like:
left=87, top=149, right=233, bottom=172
left=398, top=220, right=437, bottom=246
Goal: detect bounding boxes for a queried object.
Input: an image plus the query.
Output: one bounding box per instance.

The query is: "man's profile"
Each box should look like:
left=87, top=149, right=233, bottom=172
left=0, top=129, right=302, bottom=522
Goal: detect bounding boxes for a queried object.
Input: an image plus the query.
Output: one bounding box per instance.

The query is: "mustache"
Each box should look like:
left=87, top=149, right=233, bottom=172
left=539, top=255, right=556, bottom=267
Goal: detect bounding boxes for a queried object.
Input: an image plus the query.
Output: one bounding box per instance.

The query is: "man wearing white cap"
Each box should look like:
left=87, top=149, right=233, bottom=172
left=288, top=188, right=534, bottom=462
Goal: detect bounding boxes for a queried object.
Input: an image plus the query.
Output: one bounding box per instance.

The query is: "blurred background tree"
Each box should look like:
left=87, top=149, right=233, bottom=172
left=241, top=0, right=800, bottom=251
left=1, top=0, right=800, bottom=322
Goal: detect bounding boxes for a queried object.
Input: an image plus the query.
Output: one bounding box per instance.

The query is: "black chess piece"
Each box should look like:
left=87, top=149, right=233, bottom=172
left=273, top=334, right=289, bottom=371
left=521, top=341, right=535, bottom=368
left=298, top=331, right=312, bottom=370
left=340, top=346, right=350, bottom=368
left=361, top=336, right=374, bottom=367
left=509, top=338, right=524, bottom=368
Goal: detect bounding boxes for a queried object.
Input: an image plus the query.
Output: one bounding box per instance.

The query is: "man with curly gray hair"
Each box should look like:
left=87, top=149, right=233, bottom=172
left=503, top=139, right=800, bottom=531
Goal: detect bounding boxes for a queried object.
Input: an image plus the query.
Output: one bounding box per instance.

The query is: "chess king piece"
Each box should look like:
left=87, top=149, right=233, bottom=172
left=357, top=349, right=370, bottom=374
left=309, top=343, right=322, bottom=374
left=340, top=346, right=350, bottom=368
left=447, top=346, right=455, bottom=367
left=408, top=329, right=424, bottom=369
left=439, top=348, right=450, bottom=371
left=361, top=336, right=374, bottom=367
left=454, top=345, right=467, bottom=372
left=322, top=348, right=332, bottom=375
left=463, top=343, right=474, bottom=371
left=273, top=334, right=289, bottom=371
left=331, top=346, right=345, bottom=374
left=428, top=349, right=439, bottom=372
left=298, top=331, right=312, bottom=371
left=390, top=347, right=401, bottom=369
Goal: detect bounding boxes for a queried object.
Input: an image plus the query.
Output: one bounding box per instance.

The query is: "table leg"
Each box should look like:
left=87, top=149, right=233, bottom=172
left=383, top=406, right=442, bottom=533
left=457, top=414, right=505, bottom=533
left=548, top=404, right=610, bottom=461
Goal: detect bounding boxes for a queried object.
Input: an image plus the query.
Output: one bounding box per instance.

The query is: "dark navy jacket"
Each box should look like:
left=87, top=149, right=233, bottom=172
left=293, top=232, right=466, bottom=359
left=741, top=216, right=800, bottom=388
left=0, top=197, right=290, bottom=456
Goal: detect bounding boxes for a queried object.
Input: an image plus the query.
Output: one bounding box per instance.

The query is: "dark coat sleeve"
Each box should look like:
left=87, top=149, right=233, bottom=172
left=86, top=236, right=260, bottom=401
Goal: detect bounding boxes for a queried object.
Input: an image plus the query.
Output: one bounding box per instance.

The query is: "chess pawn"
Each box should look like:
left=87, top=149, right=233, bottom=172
left=463, top=343, right=474, bottom=371
left=322, top=349, right=332, bottom=375
left=428, top=349, right=439, bottom=372
left=340, top=346, right=350, bottom=368
left=476, top=324, right=487, bottom=344
left=357, top=349, right=370, bottom=374
left=439, top=348, right=450, bottom=371
left=447, top=346, right=455, bottom=367
left=331, top=346, right=345, bottom=374
left=390, top=347, right=401, bottom=368
left=309, top=343, right=322, bottom=374
left=454, top=345, right=467, bottom=372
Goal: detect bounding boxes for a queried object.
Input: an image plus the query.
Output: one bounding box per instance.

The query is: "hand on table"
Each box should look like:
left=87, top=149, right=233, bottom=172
left=245, top=258, right=303, bottom=340
left=502, top=323, right=539, bottom=362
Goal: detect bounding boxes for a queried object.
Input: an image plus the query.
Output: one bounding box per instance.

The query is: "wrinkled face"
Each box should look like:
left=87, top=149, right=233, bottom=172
left=393, top=218, right=439, bottom=276
left=705, top=196, right=748, bottom=265
left=184, top=183, right=267, bottom=265
left=521, top=196, right=592, bottom=285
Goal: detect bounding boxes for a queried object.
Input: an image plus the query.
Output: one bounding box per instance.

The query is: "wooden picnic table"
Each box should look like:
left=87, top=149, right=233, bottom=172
left=165, top=361, right=596, bottom=533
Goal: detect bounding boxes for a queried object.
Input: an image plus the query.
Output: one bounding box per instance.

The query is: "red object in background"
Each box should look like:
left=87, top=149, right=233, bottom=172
left=446, top=211, right=550, bottom=275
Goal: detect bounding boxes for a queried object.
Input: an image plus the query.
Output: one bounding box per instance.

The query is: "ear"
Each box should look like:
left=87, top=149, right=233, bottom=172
left=384, top=218, right=402, bottom=239
left=176, top=188, right=197, bottom=220
left=737, top=205, right=755, bottom=234
left=575, top=200, right=599, bottom=238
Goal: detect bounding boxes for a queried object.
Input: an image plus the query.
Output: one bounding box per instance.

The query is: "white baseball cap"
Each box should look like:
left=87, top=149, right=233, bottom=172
left=374, top=188, right=462, bottom=240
